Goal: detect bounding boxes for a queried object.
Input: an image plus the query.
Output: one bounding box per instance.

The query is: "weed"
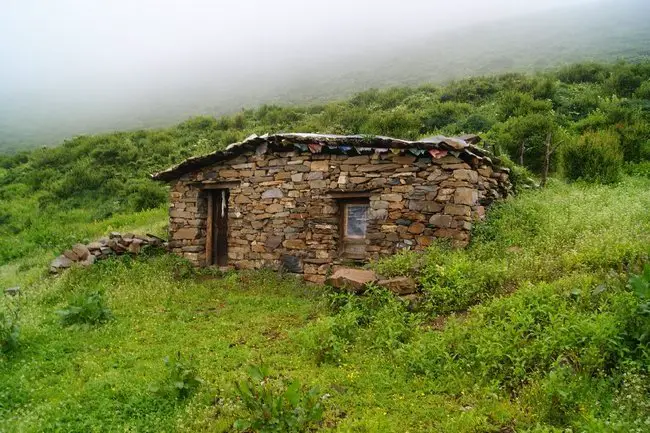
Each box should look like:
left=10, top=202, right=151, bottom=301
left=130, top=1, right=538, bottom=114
left=151, top=352, right=202, bottom=400
left=233, top=365, right=324, bottom=433
left=57, top=290, right=113, bottom=326
left=625, top=264, right=650, bottom=359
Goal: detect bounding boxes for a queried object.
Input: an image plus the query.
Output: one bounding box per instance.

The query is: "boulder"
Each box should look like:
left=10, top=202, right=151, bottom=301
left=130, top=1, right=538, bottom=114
left=79, top=255, right=95, bottom=267
left=377, top=277, right=418, bottom=295
left=50, top=255, right=73, bottom=273
left=4, top=286, right=20, bottom=297
left=87, top=242, right=103, bottom=251
left=109, top=231, right=122, bottom=239
left=72, top=243, right=90, bottom=261
left=326, top=268, right=378, bottom=292
left=127, top=239, right=143, bottom=254
left=62, top=249, right=80, bottom=261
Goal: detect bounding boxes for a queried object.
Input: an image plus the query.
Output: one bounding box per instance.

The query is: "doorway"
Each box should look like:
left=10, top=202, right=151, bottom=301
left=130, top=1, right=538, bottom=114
left=208, top=189, right=229, bottom=266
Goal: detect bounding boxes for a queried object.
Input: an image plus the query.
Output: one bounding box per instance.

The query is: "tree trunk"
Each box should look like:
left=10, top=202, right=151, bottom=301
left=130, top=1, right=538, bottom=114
left=519, top=141, right=525, bottom=166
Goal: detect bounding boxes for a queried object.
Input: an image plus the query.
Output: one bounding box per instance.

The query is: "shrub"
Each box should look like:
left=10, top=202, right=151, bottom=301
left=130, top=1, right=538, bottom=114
left=233, top=365, right=324, bottom=433
left=635, top=80, right=650, bottom=99
left=123, top=179, right=168, bottom=212
left=557, top=62, right=608, bottom=84
left=563, top=130, right=623, bottom=184
left=301, top=306, right=361, bottom=365
left=0, top=299, right=20, bottom=354
left=459, top=113, right=495, bottom=133
left=57, top=290, right=113, bottom=326
left=497, top=90, right=552, bottom=121
left=371, top=249, right=422, bottom=278
left=152, top=352, right=202, bottom=400
left=488, top=113, right=558, bottom=174
left=624, top=161, right=650, bottom=178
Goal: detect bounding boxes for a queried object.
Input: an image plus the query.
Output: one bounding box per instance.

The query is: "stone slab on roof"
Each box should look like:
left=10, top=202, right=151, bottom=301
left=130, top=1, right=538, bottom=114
left=151, top=133, right=505, bottom=181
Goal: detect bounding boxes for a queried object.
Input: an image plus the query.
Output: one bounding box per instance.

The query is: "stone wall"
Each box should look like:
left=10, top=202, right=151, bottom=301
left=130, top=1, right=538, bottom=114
left=167, top=149, right=510, bottom=283
left=49, top=232, right=166, bottom=273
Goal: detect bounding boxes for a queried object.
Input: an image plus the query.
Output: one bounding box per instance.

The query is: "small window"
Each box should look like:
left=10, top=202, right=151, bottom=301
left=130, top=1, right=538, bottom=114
left=343, top=202, right=369, bottom=239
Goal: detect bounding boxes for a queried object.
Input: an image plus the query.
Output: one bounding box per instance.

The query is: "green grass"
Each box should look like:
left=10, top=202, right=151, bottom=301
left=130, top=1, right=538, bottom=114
left=1, top=178, right=649, bottom=432
left=0, top=207, right=166, bottom=289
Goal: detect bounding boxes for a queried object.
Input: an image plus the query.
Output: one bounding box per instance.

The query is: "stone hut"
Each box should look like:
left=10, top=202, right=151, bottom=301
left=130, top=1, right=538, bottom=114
left=152, top=133, right=511, bottom=283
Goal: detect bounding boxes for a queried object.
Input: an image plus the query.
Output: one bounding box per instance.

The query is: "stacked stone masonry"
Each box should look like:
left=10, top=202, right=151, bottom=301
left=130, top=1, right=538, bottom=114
left=160, top=134, right=511, bottom=284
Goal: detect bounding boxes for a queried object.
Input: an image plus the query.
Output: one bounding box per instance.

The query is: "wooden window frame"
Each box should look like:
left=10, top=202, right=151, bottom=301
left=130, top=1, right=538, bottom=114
left=338, top=198, right=370, bottom=259
left=341, top=200, right=370, bottom=240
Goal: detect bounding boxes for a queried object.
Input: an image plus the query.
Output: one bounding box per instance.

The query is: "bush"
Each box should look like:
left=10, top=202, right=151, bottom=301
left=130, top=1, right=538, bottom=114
left=557, top=62, right=608, bottom=84
left=0, top=299, right=20, bottom=355
left=57, top=290, right=113, bottom=326
left=233, top=365, right=324, bottom=432
left=488, top=113, right=558, bottom=174
left=624, top=161, right=650, bottom=178
left=563, top=130, right=623, bottom=184
left=635, top=80, right=650, bottom=99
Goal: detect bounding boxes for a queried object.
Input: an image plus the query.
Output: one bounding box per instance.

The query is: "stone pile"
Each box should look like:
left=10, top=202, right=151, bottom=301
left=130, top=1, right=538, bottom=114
left=49, top=232, right=166, bottom=274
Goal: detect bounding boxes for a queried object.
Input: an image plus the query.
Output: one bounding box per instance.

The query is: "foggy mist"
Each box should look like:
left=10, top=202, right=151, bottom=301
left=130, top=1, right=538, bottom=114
left=0, top=0, right=640, bottom=148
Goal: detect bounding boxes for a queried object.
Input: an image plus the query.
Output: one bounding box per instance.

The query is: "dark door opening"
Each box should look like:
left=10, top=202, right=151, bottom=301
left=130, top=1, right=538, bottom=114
left=209, top=189, right=229, bottom=266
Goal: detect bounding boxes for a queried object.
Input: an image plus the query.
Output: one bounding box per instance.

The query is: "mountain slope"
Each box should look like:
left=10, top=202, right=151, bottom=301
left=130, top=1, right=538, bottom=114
left=1, top=0, right=649, bottom=152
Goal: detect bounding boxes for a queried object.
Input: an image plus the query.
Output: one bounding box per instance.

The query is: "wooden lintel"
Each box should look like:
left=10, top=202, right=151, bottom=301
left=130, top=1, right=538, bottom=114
left=199, top=181, right=240, bottom=189
left=326, top=190, right=375, bottom=199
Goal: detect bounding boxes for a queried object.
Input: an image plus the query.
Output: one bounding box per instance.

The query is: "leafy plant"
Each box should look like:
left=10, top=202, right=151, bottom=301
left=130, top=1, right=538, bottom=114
left=233, top=365, right=324, bottom=433
left=57, top=290, right=113, bottom=326
left=152, top=352, right=202, bottom=400
left=627, top=264, right=650, bottom=349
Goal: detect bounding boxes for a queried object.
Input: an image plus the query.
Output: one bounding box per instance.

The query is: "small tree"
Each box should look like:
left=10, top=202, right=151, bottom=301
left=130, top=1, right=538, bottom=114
left=488, top=113, right=560, bottom=175
left=563, top=130, right=623, bottom=184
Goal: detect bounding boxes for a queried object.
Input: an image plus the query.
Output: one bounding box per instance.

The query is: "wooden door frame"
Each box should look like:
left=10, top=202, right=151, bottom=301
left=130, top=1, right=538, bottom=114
left=206, top=191, right=215, bottom=265
left=204, top=183, right=238, bottom=266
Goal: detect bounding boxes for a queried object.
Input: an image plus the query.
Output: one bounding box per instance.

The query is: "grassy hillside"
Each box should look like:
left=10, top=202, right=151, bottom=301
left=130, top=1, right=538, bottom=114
left=2, top=60, right=649, bottom=266
left=1, top=0, right=649, bottom=152
left=1, top=59, right=650, bottom=431
left=1, top=179, right=649, bottom=432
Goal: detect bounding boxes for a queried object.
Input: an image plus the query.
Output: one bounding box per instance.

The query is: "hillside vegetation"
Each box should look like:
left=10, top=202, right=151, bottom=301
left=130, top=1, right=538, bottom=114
left=1, top=60, right=650, bottom=431
left=1, top=179, right=649, bottom=432
left=1, top=60, right=650, bottom=265
left=1, top=0, right=649, bottom=151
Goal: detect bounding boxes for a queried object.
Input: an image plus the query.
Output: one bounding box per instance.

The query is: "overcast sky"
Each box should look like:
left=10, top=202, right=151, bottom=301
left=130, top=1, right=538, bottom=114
left=1, top=0, right=599, bottom=94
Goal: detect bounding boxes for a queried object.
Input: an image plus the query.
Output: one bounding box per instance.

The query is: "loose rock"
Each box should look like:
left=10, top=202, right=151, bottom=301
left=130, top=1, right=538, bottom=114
left=326, top=268, right=378, bottom=292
